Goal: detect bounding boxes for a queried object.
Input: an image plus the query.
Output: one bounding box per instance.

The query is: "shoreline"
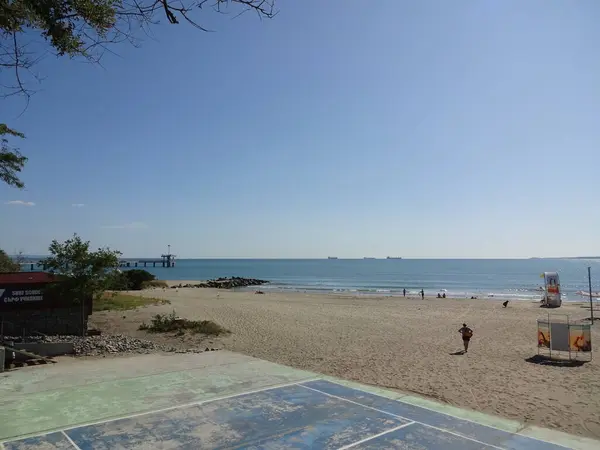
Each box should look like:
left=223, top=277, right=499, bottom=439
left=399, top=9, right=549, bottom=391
left=159, top=279, right=592, bottom=302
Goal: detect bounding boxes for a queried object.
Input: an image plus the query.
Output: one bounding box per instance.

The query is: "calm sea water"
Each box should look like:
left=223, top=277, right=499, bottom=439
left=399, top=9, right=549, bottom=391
left=120, top=259, right=600, bottom=301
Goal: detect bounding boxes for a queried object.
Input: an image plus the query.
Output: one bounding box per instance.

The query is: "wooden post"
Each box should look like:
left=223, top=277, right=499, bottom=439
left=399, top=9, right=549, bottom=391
left=548, top=313, right=552, bottom=360
left=567, top=315, right=571, bottom=361
left=589, top=267, right=595, bottom=324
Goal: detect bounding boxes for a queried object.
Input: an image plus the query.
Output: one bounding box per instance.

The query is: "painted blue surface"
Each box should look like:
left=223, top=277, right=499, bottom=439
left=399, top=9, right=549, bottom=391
left=4, top=380, right=568, bottom=449
left=3, top=432, right=73, bottom=450
left=352, top=423, right=495, bottom=449
left=65, top=384, right=407, bottom=449
left=303, top=380, right=568, bottom=450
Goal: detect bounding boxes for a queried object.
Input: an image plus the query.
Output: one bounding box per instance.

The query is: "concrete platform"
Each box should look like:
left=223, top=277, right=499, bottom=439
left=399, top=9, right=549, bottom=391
left=1, top=351, right=598, bottom=449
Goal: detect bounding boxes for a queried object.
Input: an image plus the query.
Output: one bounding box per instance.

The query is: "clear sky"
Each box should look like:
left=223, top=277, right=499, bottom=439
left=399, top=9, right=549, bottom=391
left=1, top=0, right=599, bottom=258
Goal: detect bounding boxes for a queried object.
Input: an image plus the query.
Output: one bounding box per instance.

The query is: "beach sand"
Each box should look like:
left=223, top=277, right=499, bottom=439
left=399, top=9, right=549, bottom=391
left=90, top=287, right=600, bottom=439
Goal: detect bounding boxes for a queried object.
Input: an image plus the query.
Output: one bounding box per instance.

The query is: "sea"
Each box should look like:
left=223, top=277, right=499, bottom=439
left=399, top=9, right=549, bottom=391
left=117, top=258, right=600, bottom=302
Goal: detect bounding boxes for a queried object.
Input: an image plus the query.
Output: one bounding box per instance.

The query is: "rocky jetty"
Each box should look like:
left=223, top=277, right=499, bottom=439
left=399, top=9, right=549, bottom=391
left=173, top=276, right=269, bottom=289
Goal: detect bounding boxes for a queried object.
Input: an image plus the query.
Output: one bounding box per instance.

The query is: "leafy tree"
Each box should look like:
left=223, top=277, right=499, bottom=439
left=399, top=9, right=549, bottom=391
left=1, top=0, right=276, bottom=189
left=40, top=233, right=122, bottom=303
left=0, top=124, right=27, bottom=189
left=123, top=269, right=156, bottom=290
left=106, top=270, right=130, bottom=291
left=108, top=268, right=156, bottom=290
left=0, top=248, right=20, bottom=272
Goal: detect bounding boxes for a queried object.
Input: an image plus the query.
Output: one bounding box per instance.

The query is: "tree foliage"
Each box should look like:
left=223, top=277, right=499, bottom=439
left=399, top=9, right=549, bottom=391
left=0, top=248, right=20, bottom=272
left=124, top=268, right=156, bottom=290
left=0, top=124, right=27, bottom=188
left=1, top=0, right=276, bottom=96
left=1, top=0, right=277, bottom=188
left=40, top=233, right=122, bottom=302
left=110, top=268, right=156, bottom=290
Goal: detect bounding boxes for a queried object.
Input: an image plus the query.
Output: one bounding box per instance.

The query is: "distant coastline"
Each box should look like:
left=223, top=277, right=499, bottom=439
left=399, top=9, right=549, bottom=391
left=530, top=256, right=600, bottom=260
left=13, top=255, right=600, bottom=260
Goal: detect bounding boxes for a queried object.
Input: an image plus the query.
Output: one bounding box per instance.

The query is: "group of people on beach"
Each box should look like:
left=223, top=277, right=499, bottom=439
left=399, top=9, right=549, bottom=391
left=401, top=288, right=426, bottom=299
left=399, top=288, right=473, bottom=352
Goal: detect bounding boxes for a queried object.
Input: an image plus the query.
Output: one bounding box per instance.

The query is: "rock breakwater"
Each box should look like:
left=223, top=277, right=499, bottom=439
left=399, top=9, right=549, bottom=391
left=172, top=277, right=269, bottom=289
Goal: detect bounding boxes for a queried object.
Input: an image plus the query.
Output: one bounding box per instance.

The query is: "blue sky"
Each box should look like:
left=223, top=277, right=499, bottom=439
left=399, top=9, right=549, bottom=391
left=1, top=0, right=599, bottom=258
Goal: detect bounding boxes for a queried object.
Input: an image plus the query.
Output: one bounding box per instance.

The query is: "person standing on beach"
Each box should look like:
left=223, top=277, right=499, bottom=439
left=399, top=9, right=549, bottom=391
left=403, top=288, right=406, bottom=297
left=459, top=323, right=473, bottom=353
left=420, top=289, right=424, bottom=299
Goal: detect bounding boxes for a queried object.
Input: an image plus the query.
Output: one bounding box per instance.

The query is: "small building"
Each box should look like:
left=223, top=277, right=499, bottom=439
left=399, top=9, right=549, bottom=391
left=0, top=272, right=91, bottom=336
left=0, top=271, right=58, bottom=285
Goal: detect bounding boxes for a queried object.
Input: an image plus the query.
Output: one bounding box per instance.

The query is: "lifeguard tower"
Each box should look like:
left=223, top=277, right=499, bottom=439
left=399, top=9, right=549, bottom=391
left=540, top=271, right=561, bottom=308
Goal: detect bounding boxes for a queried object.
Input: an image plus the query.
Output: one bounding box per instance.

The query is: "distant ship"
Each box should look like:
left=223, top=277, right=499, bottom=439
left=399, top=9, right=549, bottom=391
left=363, top=257, right=376, bottom=260
left=327, top=256, right=338, bottom=259
left=386, top=256, right=402, bottom=259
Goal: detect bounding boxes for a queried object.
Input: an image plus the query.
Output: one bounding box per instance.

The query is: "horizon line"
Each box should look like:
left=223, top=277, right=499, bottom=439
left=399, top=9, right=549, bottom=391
left=12, top=256, right=600, bottom=261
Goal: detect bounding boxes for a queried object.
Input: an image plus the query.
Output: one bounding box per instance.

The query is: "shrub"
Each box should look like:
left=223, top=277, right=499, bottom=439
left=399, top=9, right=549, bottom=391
left=94, top=293, right=170, bottom=311
left=124, top=269, right=156, bottom=290
left=107, top=271, right=130, bottom=291
left=141, top=280, right=169, bottom=289
left=108, top=269, right=158, bottom=291
left=139, top=310, right=229, bottom=336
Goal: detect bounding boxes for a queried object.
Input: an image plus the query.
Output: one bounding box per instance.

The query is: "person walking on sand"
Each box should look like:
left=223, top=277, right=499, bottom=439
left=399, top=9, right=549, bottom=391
left=420, top=289, right=425, bottom=299
left=459, top=323, right=473, bottom=353
left=403, top=288, right=406, bottom=297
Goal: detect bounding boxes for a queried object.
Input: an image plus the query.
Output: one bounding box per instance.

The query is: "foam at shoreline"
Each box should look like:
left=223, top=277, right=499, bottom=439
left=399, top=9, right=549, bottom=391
left=230, top=283, right=580, bottom=301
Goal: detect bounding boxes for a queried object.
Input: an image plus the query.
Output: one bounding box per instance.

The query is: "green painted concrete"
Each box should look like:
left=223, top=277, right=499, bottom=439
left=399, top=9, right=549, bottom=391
left=0, top=352, right=316, bottom=441
left=2, top=351, right=598, bottom=450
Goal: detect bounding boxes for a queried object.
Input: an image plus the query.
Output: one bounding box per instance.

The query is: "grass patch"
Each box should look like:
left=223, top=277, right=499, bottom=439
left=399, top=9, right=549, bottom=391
left=139, top=310, right=229, bottom=336
left=94, top=293, right=171, bottom=312
left=142, top=280, right=169, bottom=289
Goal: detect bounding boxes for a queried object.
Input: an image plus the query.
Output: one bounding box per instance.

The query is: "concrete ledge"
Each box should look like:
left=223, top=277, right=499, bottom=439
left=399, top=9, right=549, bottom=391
left=14, top=342, right=74, bottom=357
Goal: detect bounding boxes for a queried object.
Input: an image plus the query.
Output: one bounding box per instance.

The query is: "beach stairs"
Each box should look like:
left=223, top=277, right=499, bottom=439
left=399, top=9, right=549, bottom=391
left=1, top=344, right=56, bottom=370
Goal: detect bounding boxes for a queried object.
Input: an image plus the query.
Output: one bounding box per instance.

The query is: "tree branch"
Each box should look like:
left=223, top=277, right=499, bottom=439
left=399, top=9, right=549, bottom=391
left=0, top=0, right=277, bottom=100
left=0, top=0, right=277, bottom=189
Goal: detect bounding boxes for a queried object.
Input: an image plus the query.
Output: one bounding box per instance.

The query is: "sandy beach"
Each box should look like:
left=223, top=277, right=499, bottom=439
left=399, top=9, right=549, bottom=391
left=90, top=286, right=600, bottom=439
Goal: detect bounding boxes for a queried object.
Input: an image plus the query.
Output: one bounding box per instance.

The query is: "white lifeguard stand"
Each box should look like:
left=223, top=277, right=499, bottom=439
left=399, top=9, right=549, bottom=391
left=540, top=272, right=562, bottom=308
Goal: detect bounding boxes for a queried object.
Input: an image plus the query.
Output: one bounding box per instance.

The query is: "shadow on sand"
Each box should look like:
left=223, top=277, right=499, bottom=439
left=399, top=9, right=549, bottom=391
left=450, top=350, right=466, bottom=356
left=525, top=355, right=586, bottom=367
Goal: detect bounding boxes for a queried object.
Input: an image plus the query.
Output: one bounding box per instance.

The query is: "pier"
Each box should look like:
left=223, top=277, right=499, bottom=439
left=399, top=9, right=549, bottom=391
left=118, top=257, right=175, bottom=268
left=18, top=245, right=176, bottom=271
left=19, top=258, right=175, bottom=271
